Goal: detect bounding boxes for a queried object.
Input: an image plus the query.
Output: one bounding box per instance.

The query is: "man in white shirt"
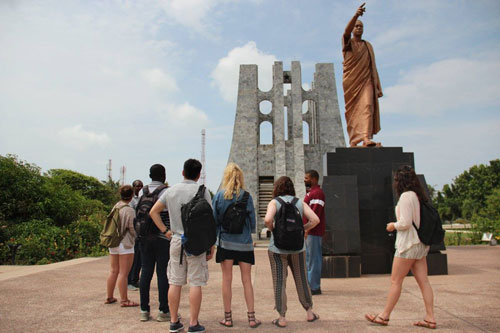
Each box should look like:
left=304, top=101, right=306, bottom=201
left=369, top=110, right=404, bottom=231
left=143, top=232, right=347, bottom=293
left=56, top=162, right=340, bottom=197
left=150, top=159, right=213, bottom=333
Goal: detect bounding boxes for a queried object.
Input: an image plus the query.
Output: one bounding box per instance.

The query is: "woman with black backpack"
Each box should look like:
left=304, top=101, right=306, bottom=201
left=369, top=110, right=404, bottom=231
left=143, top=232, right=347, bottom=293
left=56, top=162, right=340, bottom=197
left=365, top=165, right=437, bottom=329
left=212, top=163, right=261, bottom=328
left=264, top=176, right=320, bottom=328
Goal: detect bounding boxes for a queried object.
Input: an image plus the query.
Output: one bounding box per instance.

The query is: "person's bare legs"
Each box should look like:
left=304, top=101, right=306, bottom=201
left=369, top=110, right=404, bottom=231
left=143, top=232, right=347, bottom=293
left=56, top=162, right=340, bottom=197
left=221, top=260, right=233, bottom=312
left=220, top=260, right=233, bottom=326
left=168, top=285, right=182, bottom=323
left=189, top=286, right=202, bottom=326
left=118, top=253, right=134, bottom=301
left=379, top=257, right=416, bottom=320
left=239, top=262, right=261, bottom=327
left=239, top=262, right=254, bottom=311
left=412, top=257, right=436, bottom=325
left=106, top=254, right=119, bottom=300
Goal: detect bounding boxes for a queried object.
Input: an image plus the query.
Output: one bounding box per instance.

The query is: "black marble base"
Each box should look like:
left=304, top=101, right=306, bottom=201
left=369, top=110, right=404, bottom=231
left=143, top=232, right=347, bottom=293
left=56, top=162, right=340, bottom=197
left=322, top=255, right=361, bottom=278
left=322, top=175, right=361, bottom=255
left=322, top=147, right=448, bottom=275
left=427, top=252, right=448, bottom=275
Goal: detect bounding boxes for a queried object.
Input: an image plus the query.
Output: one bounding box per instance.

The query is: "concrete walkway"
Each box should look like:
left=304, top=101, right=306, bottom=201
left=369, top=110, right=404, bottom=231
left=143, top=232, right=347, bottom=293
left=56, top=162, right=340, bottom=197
left=1, top=245, right=499, bottom=332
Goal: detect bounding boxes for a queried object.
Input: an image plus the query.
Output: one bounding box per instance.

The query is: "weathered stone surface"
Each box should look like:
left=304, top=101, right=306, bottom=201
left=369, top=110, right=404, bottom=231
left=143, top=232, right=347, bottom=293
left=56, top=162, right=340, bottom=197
left=227, top=61, right=346, bottom=231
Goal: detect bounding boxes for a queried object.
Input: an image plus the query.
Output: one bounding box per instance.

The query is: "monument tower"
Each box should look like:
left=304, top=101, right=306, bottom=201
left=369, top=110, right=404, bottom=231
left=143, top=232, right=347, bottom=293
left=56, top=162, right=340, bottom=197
left=227, top=61, right=346, bottom=232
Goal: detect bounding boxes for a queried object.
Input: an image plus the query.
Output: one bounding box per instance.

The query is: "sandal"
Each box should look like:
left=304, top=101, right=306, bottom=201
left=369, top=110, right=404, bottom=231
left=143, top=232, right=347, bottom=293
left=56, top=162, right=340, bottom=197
left=247, top=311, right=261, bottom=329
left=219, top=311, right=233, bottom=327
left=272, top=318, right=286, bottom=328
left=414, top=320, right=437, bottom=329
left=104, top=297, right=117, bottom=304
left=307, top=313, right=320, bottom=322
left=120, top=299, right=139, bottom=307
left=365, top=313, right=389, bottom=326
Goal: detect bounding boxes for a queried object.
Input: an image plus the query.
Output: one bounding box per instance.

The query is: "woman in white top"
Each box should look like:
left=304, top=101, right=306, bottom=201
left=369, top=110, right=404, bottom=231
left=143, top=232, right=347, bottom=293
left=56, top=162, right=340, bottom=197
left=365, top=166, right=437, bottom=329
left=105, top=185, right=139, bottom=307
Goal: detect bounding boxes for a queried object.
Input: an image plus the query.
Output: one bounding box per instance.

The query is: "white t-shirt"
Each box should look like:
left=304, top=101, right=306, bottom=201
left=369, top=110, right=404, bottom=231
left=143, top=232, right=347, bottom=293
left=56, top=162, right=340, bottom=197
left=158, top=180, right=212, bottom=239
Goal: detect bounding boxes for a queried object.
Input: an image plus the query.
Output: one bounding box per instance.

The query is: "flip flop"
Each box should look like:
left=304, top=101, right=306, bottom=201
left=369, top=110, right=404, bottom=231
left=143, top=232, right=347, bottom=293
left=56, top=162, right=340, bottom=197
left=272, top=319, right=286, bottom=328
left=307, top=313, right=320, bottom=322
left=120, top=299, right=139, bottom=307
left=104, top=297, right=117, bottom=304
left=414, top=320, right=437, bottom=329
left=365, top=313, right=389, bottom=326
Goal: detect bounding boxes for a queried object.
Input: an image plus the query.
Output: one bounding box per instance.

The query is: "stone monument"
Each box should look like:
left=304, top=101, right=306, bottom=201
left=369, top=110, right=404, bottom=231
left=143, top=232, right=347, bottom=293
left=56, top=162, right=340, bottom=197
left=226, top=61, right=345, bottom=232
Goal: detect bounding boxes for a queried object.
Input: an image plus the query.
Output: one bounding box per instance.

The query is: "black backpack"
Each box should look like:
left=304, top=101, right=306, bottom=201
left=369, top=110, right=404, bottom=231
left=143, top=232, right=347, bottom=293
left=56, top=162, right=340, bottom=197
left=134, top=185, right=167, bottom=241
left=221, top=191, right=250, bottom=234
left=413, top=200, right=445, bottom=245
left=181, top=185, right=217, bottom=257
left=273, top=197, right=304, bottom=251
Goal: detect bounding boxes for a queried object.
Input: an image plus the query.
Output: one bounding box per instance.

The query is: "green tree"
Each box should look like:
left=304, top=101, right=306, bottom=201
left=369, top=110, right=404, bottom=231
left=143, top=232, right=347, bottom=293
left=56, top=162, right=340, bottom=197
left=435, top=159, right=500, bottom=221
left=0, top=155, right=45, bottom=222
left=470, top=187, right=500, bottom=235
left=48, top=169, right=115, bottom=207
left=41, top=177, right=105, bottom=226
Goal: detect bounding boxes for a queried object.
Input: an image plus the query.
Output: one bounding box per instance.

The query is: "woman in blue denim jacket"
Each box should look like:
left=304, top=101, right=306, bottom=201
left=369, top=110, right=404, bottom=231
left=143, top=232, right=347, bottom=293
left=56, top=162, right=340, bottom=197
left=212, top=163, right=261, bottom=329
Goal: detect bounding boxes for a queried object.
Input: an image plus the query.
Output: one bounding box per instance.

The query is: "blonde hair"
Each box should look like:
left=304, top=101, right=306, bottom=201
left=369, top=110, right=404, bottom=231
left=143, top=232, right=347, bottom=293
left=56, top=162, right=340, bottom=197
left=222, top=163, right=245, bottom=200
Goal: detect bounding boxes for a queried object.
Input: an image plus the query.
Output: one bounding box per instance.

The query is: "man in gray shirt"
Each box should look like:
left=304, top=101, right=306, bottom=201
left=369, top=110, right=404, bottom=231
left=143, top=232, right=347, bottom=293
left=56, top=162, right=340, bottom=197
left=150, top=159, right=213, bottom=333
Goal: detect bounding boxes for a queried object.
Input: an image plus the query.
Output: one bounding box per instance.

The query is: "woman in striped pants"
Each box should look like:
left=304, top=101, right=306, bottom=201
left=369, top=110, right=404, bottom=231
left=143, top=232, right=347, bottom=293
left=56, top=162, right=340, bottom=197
left=264, top=176, right=320, bottom=328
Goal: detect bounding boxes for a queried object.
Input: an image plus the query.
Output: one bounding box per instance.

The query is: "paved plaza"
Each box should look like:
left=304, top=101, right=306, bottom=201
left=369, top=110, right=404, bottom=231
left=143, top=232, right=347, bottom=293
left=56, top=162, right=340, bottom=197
left=1, top=245, right=499, bottom=332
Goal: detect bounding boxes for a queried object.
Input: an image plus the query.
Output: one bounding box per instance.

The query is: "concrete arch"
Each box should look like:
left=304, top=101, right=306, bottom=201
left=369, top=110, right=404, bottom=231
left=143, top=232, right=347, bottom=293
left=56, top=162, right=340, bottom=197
left=259, top=120, right=273, bottom=145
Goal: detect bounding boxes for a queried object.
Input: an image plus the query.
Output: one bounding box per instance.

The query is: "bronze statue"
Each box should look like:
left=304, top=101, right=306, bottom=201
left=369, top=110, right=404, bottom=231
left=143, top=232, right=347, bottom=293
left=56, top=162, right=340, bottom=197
left=342, top=3, right=383, bottom=147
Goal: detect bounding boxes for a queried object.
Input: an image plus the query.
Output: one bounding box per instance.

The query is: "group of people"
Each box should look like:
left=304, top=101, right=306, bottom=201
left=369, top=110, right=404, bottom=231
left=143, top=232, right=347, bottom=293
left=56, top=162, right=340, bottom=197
left=104, top=158, right=437, bottom=331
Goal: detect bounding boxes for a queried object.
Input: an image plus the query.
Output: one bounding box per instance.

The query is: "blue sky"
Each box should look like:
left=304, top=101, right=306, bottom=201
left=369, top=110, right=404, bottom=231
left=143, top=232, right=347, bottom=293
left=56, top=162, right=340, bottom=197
left=1, top=0, right=499, bottom=193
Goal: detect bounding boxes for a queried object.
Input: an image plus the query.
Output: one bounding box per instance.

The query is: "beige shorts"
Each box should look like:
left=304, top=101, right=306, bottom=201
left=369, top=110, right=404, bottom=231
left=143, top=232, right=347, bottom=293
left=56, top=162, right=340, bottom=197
left=395, top=242, right=430, bottom=260
left=167, top=237, right=209, bottom=287
left=109, top=242, right=134, bottom=255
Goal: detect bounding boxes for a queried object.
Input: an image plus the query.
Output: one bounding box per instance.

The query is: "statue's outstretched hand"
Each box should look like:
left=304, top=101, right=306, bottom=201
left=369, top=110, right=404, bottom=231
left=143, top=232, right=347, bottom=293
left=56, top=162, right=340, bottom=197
left=356, top=3, right=366, bottom=17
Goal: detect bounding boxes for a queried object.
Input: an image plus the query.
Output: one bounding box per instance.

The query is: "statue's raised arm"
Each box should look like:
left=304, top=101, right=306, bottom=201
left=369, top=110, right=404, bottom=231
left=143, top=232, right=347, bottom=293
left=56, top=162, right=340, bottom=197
left=341, top=3, right=383, bottom=148
left=344, top=3, right=365, bottom=40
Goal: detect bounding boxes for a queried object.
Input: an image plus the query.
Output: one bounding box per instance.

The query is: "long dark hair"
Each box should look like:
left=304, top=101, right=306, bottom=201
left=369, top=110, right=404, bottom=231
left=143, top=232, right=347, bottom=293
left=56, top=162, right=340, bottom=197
left=393, top=165, right=428, bottom=202
left=272, top=176, right=295, bottom=198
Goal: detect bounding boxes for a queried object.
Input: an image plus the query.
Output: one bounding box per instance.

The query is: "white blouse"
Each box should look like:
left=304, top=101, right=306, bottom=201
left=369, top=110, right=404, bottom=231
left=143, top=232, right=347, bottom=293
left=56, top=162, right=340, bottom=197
left=394, top=191, right=421, bottom=253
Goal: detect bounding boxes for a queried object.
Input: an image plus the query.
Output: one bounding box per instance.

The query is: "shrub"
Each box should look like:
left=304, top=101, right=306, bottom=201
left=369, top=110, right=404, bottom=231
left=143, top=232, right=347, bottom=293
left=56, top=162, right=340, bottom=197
left=47, top=169, right=117, bottom=207
left=0, top=213, right=108, bottom=264
left=0, top=155, right=45, bottom=222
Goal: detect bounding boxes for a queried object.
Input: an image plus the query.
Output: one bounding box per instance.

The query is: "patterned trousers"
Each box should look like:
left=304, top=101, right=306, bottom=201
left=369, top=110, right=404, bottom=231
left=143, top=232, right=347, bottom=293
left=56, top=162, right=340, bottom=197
left=268, top=250, right=313, bottom=317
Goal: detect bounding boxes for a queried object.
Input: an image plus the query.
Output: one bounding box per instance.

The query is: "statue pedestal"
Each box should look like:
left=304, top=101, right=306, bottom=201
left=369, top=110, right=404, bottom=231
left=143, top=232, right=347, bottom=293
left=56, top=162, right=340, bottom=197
left=321, top=147, right=447, bottom=276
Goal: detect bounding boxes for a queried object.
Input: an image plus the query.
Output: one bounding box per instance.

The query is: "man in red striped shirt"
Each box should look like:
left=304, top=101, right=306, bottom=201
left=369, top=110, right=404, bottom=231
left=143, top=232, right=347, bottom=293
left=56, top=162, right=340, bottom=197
left=304, top=170, right=325, bottom=295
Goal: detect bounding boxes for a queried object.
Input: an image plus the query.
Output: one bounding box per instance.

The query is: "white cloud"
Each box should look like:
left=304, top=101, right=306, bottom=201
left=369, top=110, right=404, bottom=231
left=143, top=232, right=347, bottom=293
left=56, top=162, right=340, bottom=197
left=159, top=0, right=219, bottom=32
left=58, top=125, right=110, bottom=150
left=211, top=41, right=277, bottom=103
left=160, top=102, right=210, bottom=129
left=372, top=24, right=431, bottom=52
left=380, top=56, right=500, bottom=115
left=140, top=68, right=179, bottom=92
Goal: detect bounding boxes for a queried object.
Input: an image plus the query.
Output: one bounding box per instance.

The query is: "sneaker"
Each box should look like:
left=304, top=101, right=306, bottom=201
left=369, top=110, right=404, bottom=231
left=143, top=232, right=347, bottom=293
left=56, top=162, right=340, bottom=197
left=140, top=311, right=150, bottom=322
left=128, top=284, right=139, bottom=291
left=169, top=320, right=184, bottom=333
left=188, top=322, right=206, bottom=333
left=157, top=311, right=170, bottom=322
left=311, top=288, right=322, bottom=295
